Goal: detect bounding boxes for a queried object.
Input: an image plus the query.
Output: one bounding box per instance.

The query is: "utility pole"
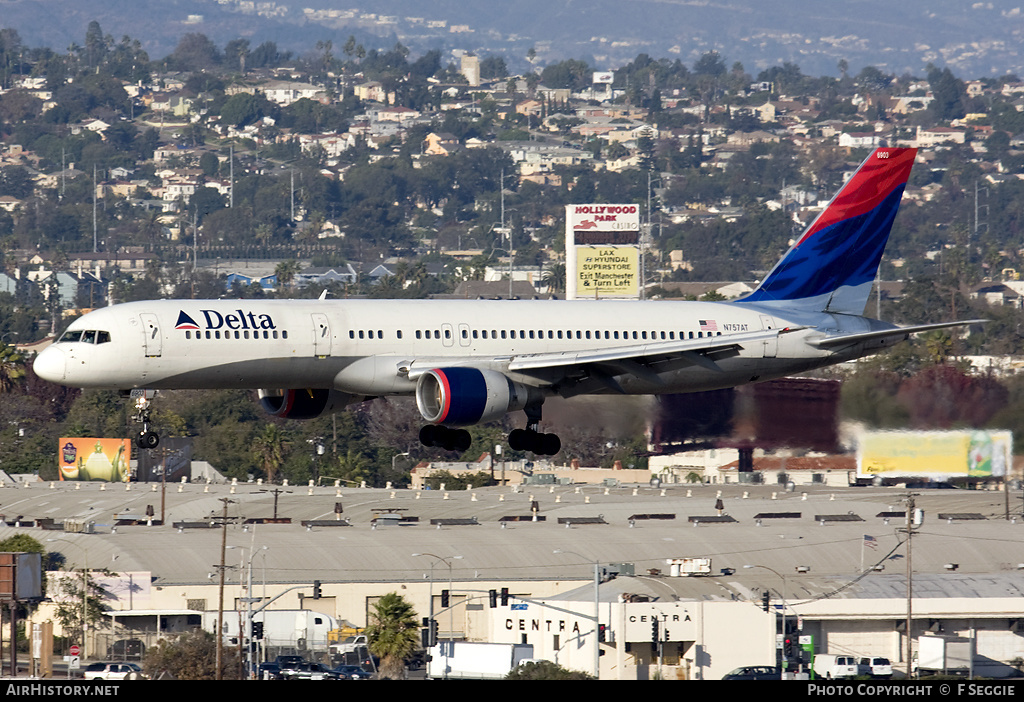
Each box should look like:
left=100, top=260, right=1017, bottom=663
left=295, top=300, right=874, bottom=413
left=901, top=494, right=919, bottom=678
left=215, top=498, right=235, bottom=680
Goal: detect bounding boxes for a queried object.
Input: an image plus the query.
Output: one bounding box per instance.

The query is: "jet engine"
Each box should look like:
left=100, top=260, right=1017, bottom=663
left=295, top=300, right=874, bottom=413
left=415, top=368, right=540, bottom=426
left=258, top=388, right=363, bottom=420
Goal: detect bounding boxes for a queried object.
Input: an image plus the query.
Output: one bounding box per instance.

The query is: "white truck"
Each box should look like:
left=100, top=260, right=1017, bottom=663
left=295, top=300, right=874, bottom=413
left=204, top=609, right=338, bottom=654
left=330, top=634, right=367, bottom=655
left=427, top=642, right=536, bottom=680
left=914, top=635, right=973, bottom=676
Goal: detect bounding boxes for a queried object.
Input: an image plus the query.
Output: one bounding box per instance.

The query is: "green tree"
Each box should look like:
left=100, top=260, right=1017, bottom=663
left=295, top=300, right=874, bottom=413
left=52, top=569, right=111, bottom=648
left=144, top=629, right=239, bottom=680
left=0, top=342, right=26, bottom=393
left=366, top=592, right=420, bottom=680
left=252, top=423, right=288, bottom=482
left=274, top=259, right=302, bottom=293
left=505, top=660, right=594, bottom=679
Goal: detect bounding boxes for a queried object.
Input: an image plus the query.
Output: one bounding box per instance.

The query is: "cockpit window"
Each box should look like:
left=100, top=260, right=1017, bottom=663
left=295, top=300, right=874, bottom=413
left=58, top=330, right=111, bottom=344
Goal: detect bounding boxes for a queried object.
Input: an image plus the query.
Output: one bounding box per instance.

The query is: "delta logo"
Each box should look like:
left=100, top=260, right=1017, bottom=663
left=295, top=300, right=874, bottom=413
left=176, top=309, right=277, bottom=331
left=174, top=311, right=201, bottom=330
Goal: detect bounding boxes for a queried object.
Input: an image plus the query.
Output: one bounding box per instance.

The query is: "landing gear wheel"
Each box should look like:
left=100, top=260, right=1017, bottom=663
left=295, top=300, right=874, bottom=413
left=508, top=428, right=529, bottom=452
left=507, top=429, right=561, bottom=456
left=419, top=425, right=472, bottom=453
left=538, top=433, right=561, bottom=456
left=137, top=431, right=160, bottom=450
left=419, top=425, right=439, bottom=447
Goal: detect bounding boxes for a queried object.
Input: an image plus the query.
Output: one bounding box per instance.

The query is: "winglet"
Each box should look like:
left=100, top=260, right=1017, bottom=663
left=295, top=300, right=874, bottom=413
left=740, top=147, right=917, bottom=315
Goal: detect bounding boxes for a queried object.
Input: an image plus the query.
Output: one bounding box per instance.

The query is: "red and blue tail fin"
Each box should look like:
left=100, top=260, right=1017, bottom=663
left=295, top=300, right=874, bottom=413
left=740, top=147, right=917, bottom=315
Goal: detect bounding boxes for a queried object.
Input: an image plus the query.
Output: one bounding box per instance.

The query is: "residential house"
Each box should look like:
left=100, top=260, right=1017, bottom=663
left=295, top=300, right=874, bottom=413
left=838, top=131, right=883, bottom=149
left=260, top=81, right=326, bottom=106
left=915, top=126, right=967, bottom=147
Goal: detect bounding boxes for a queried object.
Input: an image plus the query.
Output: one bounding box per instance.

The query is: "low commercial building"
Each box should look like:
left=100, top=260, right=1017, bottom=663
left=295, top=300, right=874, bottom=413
left=9, top=479, right=1024, bottom=679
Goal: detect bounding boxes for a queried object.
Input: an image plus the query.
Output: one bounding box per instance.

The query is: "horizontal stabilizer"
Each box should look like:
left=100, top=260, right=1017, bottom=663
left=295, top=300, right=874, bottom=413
left=809, top=320, right=986, bottom=349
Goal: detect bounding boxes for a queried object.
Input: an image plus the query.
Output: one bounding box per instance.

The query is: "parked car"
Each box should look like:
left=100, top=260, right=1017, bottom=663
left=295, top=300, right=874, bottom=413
left=82, top=662, right=146, bottom=680
left=333, top=664, right=373, bottom=680
left=858, top=656, right=893, bottom=678
left=722, top=665, right=781, bottom=680
left=274, top=655, right=306, bottom=672
left=281, top=662, right=341, bottom=680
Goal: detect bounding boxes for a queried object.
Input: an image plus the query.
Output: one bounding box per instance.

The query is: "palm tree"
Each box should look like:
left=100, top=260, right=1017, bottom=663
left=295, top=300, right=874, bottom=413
left=366, top=592, right=420, bottom=680
left=252, top=423, right=287, bottom=483
left=274, top=260, right=302, bottom=295
left=542, top=262, right=566, bottom=294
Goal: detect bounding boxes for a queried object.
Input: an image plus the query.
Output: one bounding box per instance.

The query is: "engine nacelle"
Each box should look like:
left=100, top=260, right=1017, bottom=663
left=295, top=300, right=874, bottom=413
left=416, top=368, right=539, bottom=426
left=258, top=388, right=362, bottom=420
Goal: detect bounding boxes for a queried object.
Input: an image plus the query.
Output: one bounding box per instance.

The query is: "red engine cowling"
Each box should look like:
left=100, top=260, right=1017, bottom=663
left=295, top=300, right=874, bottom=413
left=258, top=389, right=362, bottom=419
left=415, top=368, right=540, bottom=426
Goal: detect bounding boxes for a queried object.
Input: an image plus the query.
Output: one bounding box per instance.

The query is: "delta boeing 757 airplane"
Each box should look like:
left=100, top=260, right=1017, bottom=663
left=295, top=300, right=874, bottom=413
left=34, top=147, right=978, bottom=455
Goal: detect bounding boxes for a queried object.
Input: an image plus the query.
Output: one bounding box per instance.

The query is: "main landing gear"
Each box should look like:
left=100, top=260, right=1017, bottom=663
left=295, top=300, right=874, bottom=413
left=508, top=401, right=561, bottom=456
left=418, top=403, right=562, bottom=456
left=130, top=391, right=160, bottom=450
left=419, top=425, right=472, bottom=453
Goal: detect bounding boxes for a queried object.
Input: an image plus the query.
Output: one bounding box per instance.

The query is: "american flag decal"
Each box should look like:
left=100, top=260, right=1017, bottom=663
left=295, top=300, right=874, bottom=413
left=699, top=320, right=717, bottom=331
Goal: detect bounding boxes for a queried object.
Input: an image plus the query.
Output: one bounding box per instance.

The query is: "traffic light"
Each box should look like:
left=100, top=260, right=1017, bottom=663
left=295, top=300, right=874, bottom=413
left=489, top=589, right=498, bottom=608
left=500, top=587, right=509, bottom=606
left=421, top=617, right=431, bottom=648
left=598, top=624, right=606, bottom=642
left=784, top=636, right=794, bottom=658
left=313, top=580, right=322, bottom=599
left=430, top=619, right=438, bottom=646
left=762, top=591, right=770, bottom=612
left=252, top=621, right=264, bottom=640
left=651, top=619, right=659, bottom=644
left=441, top=589, right=450, bottom=608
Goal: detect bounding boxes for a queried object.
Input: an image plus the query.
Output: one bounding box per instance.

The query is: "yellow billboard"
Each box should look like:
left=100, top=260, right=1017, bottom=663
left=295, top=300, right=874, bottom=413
left=58, top=438, right=131, bottom=482
left=857, top=430, right=1012, bottom=479
left=575, top=246, right=639, bottom=297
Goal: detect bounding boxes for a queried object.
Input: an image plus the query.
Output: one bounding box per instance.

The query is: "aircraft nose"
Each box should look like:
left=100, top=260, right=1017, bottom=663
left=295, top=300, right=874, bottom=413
left=33, top=345, right=66, bottom=383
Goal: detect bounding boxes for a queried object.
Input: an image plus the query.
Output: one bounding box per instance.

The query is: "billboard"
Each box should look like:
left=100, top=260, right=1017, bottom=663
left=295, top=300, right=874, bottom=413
left=593, top=71, right=614, bottom=84
left=58, top=438, right=131, bottom=482
left=575, top=246, right=639, bottom=297
left=565, top=204, right=641, bottom=299
left=856, top=430, right=1012, bottom=479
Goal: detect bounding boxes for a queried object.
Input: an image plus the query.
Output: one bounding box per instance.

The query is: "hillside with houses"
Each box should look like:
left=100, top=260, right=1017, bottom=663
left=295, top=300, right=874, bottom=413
left=4, top=23, right=1024, bottom=480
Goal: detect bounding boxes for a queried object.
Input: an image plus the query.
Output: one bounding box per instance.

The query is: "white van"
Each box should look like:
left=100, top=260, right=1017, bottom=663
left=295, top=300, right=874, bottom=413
left=858, top=656, right=893, bottom=678
left=813, top=654, right=859, bottom=679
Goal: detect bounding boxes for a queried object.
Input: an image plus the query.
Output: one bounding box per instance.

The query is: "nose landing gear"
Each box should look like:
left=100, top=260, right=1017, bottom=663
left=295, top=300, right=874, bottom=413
left=130, top=391, right=160, bottom=450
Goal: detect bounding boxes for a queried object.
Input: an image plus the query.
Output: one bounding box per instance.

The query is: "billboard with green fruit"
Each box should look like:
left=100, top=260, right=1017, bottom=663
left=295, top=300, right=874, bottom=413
left=58, top=438, right=131, bottom=482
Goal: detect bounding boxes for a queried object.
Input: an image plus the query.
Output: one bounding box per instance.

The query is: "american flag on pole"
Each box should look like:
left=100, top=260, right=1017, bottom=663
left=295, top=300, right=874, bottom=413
left=863, top=534, right=878, bottom=550
left=699, top=319, right=718, bottom=332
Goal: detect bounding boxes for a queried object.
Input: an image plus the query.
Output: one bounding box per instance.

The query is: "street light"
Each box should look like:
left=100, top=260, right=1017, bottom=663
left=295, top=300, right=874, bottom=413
left=744, top=564, right=788, bottom=670
left=412, top=553, right=462, bottom=677
left=392, top=451, right=410, bottom=475
left=553, top=549, right=601, bottom=679
left=228, top=544, right=269, bottom=678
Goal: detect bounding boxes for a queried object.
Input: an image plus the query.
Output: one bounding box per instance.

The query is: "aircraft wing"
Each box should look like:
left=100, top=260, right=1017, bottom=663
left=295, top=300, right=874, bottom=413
left=808, top=320, right=986, bottom=350
left=405, top=327, right=797, bottom=392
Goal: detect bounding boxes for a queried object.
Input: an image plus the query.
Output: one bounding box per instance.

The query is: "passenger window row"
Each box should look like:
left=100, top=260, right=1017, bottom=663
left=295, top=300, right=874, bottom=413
left=185, top=330, right=288, bottom=340
left=347, top=328, right=725, bottom=341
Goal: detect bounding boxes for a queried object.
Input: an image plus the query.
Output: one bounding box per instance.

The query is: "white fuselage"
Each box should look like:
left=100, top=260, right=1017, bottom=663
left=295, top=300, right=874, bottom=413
left=34, top=298, right=901, bottom=399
